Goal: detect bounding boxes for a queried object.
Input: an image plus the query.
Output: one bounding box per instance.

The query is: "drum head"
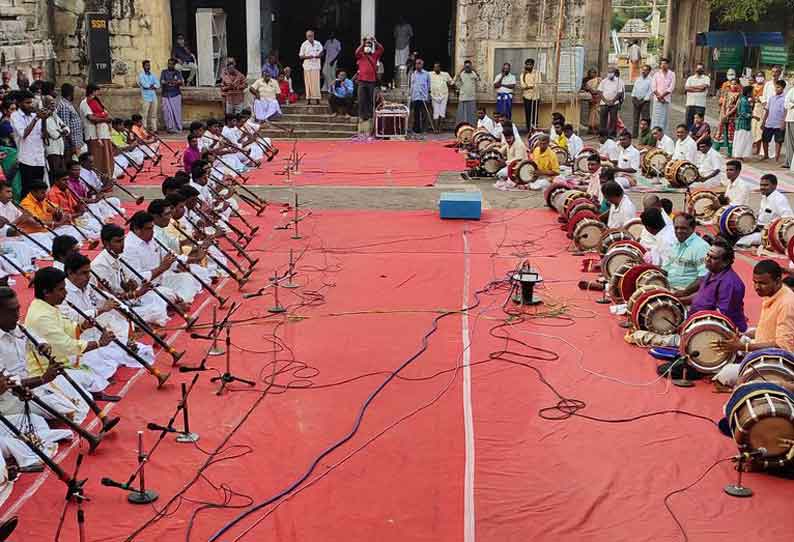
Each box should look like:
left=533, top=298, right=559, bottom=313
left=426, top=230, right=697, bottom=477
left=624, top=219, right=645, bottom=240
left=635, top=269, right=669, bottom=290
left=545, top=182, right=573, bottom=209
left=477, top=135, right=497, bottom=152
left=517, top=160, right=538, bottom=183
left=567, top=210, right=599, bottom=236
left=681, top=322, right=735, bottom=373
left=677, top=163, right=700, bottom=186
left=598, top=230, right=635, bottom=255
left=647, top=151, right=670, bottom=176
left=609, top=262, right=635, bottom=303
left=602, top=249, right=644, bottom=281
left=552, top=146, right=570, bottom=166
left=619, top=264, right=660, bottom=302
left=636, top=294, right=686, bottom=334
left=481, top=151, right=504, bottom=174
left=574, top=153, right=591, bottom=173
left=574, top=220, right=607, bottom=251
left=747, top=416, right=794, bottom=456
left=688, top=191, right=721, bottom=222
left=733, top=210, right=757, bottom=237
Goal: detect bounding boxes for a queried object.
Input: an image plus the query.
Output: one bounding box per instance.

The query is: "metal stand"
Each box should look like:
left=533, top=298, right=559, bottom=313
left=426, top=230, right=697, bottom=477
left=511, top=265, right=543, bottom=305
left=291, top=194, right=302, bottom=240
left=210, top=326, right=256, bottom=395
left=282, top=248, right=299, bottom=289
left=595, top=283, right=611, bottom=304
left=127, top=431, right=158, bottom=504
left=725, top=455, right=753, bottom=497
left=175, top=382, right=199, bottom=443
left=619, top=313, right=632, bottom=328
left=673, top=359, right=696, bottom=388
left=268, top=271, right=287, bottom=313
left=207, top=306, right=225, bottom=357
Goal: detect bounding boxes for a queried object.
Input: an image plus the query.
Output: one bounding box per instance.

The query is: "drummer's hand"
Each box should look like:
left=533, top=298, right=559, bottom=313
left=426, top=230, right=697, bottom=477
left=711, top=337, right=742, bottom=353
left=712, top=363, right=741, bottom=387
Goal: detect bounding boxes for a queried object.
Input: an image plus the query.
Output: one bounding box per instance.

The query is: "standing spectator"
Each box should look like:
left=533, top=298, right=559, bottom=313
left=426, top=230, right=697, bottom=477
left=329, top=70, right=354, bottom=117
left=631, top=64, right=652, bottom=136
left=262, top=54, right=280, bottom=79
left=751, top=72, right=766, bottom=155
left=627, top=40, right=642, bottom=81
left=10, top=90, right=46, bottom=198
left=160, top=58, right=184, bottom=134
left=299, top=30, right=323, bottom=105
left=716, top=72, right=742, bottom=149
left=0, top=98, right=21, bottom=200
left=55, top=83, right=83, bottom=161
left=651, top=58, right=675, bottom=132
left=79, top=84, right=113, bottom=179
left=393, top=17, right=414, bottom=70
left=581, top=68, right=602, bottom=134
left=493, top=63, right=516, bottom=120
left=733, top=85, right=754, bottom=160
left=684, top=63, right=710, bottom=130
left=429, top=62, right=453, bottom=124
left=249, top=71, right=282, bottom=122
left=138, top=60, right=160, bottom=133
left=761, top=65, right=783, bottom=159
left=322, top=32, right=342, bottom=92
left=220, top=58, right=247, bottom=115
left=354, top=36, right=384, bottom=122
left=783, top=77, right=794, bottom=168
left=42, top=95, right=69, bottom=174
left=409, top=58, right=431, bottom=133
left=762, top=79, right=787, bottom=164
left=172, top=33, right=197, bottom=85
left=520, top=58, right=540, bottom=132
left=454, top=60, right=479, bottom=126
left=598, top=67, right=624, bottom=138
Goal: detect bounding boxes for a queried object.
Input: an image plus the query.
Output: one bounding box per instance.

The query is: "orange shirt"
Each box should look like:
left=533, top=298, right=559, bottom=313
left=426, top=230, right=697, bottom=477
left=19, top=193, right=54, bottom=233
left=131, top=125, right=149, bottom=140
left=48, top=185, right=80, bottom=215
left=753, top=285, right=794, bottom=351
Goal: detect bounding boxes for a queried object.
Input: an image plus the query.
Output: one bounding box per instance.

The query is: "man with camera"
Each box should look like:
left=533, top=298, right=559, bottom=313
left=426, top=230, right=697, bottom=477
left=355, top=36, right=384, bottom=122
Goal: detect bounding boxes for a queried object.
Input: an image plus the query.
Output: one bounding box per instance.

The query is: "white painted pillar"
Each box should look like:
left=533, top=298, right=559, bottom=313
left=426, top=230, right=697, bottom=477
left=361, top=0, right=376, bottom=38
left=246, top=0, right=262, bottom=79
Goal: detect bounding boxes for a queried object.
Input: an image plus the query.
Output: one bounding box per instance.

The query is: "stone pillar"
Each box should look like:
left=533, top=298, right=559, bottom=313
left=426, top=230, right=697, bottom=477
left=361, top=0, right=375, bottom=38
left=246, top=0, right=262, bottom=79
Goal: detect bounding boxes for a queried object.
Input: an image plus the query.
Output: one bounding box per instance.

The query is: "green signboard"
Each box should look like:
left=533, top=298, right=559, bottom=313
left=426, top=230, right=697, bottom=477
left=712, top=46, right=744, bottom=71
left=761, top=45, right=789, bottom=67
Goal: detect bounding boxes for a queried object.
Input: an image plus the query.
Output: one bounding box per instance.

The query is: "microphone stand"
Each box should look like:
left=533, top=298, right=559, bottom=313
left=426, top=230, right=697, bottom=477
left=127, top=431, right=158, bottom=504
left=54, top=454, right=90, bottom=542
left=291, top=194, right=302, bottom=240
left=282, top=248, right=299, bottom=289
left=208, top=306, right=225, bottom=356
left=268, top=270, right=287, bottom=313
left=175, top=382, right=199, bottom=443
left=211, top=324, right=256, bottom=395
left=725, top=453, right=753, bottom=497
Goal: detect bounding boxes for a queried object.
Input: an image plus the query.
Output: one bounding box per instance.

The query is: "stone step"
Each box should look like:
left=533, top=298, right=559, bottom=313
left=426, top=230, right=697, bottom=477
left=278, top=113, right=358, bottom=125
left=275, top=120, right=359, bottom=131
left=281, top=104, right=333, bottom=115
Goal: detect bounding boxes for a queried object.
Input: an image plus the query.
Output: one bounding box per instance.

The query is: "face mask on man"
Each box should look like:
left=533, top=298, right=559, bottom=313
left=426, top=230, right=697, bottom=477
left=608, top=72, right=615, bottom=80
left=756, top=76, right=765, bottom=83
left=696, top=68, right=704, bottom=75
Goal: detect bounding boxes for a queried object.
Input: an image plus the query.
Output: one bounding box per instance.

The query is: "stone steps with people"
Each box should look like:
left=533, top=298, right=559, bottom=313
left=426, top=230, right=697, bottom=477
left=265, top=102, right=359, bottom=139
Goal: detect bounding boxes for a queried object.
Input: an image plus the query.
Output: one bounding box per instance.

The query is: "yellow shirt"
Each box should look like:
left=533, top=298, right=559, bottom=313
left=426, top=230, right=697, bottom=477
left=531, top=147, right=560, bottom=175
left=520, top=70, right=540, bottom=100
left=250, top=78, right=280, bottom=101
left=24, top=299, right=87, bottom=376
left=556, top=133, right=569, bottom=150
left=753, top=286, right=794, bottom=351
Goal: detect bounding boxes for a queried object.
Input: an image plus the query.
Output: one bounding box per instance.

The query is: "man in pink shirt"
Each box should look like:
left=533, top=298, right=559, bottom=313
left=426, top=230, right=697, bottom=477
left=650, top=58, right=676, bottom=132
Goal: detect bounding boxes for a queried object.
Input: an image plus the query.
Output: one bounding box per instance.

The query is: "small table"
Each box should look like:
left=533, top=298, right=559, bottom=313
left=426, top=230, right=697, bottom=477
left=375, top=102, right=409, bottom=139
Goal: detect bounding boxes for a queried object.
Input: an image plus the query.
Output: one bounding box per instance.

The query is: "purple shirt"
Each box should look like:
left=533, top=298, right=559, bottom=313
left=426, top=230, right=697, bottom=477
left=765, top=93, right=786, bottom=129
left=183, top=146, right=201, bottom=172
left=690, top=267, right=748, bottom=331
left=67, top=177, right=88, bottom=199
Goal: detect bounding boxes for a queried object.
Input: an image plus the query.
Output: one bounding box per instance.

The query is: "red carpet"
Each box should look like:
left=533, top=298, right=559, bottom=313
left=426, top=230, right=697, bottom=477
left=4, top=208, right=794, bottom=542
left=125, top=140, right=461, bottom=187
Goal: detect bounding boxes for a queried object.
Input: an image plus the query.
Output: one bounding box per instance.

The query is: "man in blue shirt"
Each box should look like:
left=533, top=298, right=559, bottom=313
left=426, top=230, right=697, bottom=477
left=138, top=60, right=160, bottom=133
left=631, top=64, right=652, bottom=137
left=663, top=212, right=710, bottom=291
left=329, top=70, right=354, bottom=117
left=410, top=58, right=431, bottom=133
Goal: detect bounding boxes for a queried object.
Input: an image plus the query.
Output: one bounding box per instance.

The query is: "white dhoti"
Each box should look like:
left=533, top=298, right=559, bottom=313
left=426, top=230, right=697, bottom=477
left=395, top=46, right=410, bottom=68
left=140, top=141, right=161, bottom=160
left=0, top=413, right=71, bottom=468
left=88, top=197, right=124, bottom=222
left=432, top=96, right=448, bottom=119
left=252, top=99, right=281, bottom=122
left=0, top=452, right=12, bottom=507
left=0, top=240, right=37, bottom=272
left=126, top=291, right=170, bottom=327
left=158, top=271, right=202, bottom=304
left=736, top=231, right=762, bottom=248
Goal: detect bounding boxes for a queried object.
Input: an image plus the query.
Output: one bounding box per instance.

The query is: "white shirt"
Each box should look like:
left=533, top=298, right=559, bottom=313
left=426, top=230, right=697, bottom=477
left=672, top=136, right=697, bottom=162
left=598, top=77, right=625, bottom=105
left=324, top=38, right=341, bottom=64
left=0, top=202, right=21, bottom=237
left=645, top=223, right=677, bottom=266
left=477, top=115, right=498, bottom=138
left=0, top=326, right=31, bottom=378
left=607, top=195, right=637, bottom=229
left=784, top=87, right=794, bottom=123
left=494, top=122, right=519, bottom=141
left=567, top=134, right=584, bottom=158
left=299, top=40, right=324, bottom=71
left=91, top=249, right=132, bottom=291
left=757, top=190, right=794, bottom=226
left=586, top=169, right=604, bottom=202
left=221, top=125, right=242, bottom=145
left=494, top=73, right=517, bottom=95
left=79, top=167, right=102, bottom=193
left=190, top=180, right=213, bottom=204
left=723, top=177, right=751, bottom=207
left=122, top=232, right=164, bottom=282
left=79, top=98, right=110, bottom=140
left=761, top=79, right=779, bottom=105
left=685, top=74, right=711, bottom=108
left=10, top=110, right=45, bottom=167
left=44, top=113, right=69, bottom=156
left=599, top=138, right=620, bottom=161
left=617, top=144, right=641, bottom=171
left=656, top=134, right=675, bottom=155
left=696, top=148, right=725, bottom=178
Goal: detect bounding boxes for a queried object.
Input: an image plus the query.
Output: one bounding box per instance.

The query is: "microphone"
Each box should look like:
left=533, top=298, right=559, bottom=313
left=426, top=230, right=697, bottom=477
left=242, top=290, right=264, bottom=299
left=189, top=332, right=215, bottom=340
left=146, top=422, right=177, bottom=433
left=101, top=477, right=130, bottom=490
left=736, top=447, right=768, bottom=461
left=179, top=364, right=208, bottom=373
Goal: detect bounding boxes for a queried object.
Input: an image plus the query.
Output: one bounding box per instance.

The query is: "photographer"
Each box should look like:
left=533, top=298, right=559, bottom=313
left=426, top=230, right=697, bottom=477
left=354, top=36, right=384, bottom=122
left=329, top=70, right=355, bottom=118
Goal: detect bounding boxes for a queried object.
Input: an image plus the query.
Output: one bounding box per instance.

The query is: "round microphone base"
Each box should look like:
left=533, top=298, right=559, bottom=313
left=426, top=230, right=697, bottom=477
left=207, top=347, right=226, bottom=357
left=724, top=484, right=753, bottom=498
left=176, top=432, right=200, bottom=443
left=282, top=281, right=299, bottom=289
left=595, top=298, right=611, bottom=304
left=291, top=234, right=303, bottom=240
left=268, top=305, right=287, bottom=314
left=672, top=378, right=695, bottom=388
left=128, top=489, right=159, bottom=504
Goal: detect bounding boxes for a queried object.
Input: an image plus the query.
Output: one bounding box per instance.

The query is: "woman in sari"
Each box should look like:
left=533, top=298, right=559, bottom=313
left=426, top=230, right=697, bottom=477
left=0, top=98, right=21, bottom=201
left=716, top=72, right=741, bottom=148
left=733, top=85, right=753, bottom=160
left=751, top=72, right=766, bottom=154
left=581, top=69, right=601, bottom=134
